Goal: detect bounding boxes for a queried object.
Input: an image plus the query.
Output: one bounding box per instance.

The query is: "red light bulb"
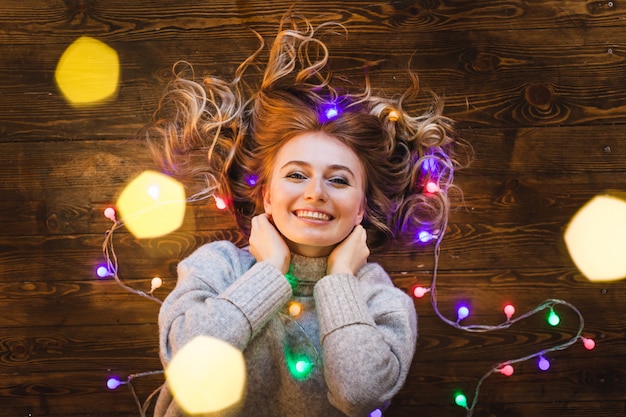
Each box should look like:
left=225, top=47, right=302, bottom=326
left=499, top=364, right=514, bottom=376
left=582, top=337, right=596, bottom=350
left=412, top=285, right=429, bottom=298
left=504, top=304, right=515, bottom=320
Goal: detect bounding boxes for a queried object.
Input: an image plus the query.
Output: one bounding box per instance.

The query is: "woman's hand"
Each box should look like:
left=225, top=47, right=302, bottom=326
left=327, top=225, right=370, bottom=276
left=249, top=213, right=291, bottom=274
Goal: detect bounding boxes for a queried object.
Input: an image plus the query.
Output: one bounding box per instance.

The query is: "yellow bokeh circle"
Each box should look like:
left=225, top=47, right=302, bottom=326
left=55, top=36, right=120, bottom=106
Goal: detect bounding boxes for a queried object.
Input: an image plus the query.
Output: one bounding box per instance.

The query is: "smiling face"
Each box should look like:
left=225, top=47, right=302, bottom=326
left=263, top=131, right=366, bottom=257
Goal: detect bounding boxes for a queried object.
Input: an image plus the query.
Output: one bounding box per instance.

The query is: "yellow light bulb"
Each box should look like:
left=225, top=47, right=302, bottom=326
left=288, top=302, right=302, bottom=317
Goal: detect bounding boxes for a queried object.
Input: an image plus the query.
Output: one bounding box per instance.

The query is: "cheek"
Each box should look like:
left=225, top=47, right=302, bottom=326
left=337, top=193, right=365, bottom=224
left=264, top=182, right=293, bottom=215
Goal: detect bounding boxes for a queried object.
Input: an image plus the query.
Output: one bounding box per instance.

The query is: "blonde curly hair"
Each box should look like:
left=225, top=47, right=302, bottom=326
left=142, top=15, right=470, bottom=250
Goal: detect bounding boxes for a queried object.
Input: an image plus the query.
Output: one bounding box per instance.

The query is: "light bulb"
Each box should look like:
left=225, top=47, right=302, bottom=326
left=547, top=309, right=560, bottom=326
left=96, top=266, right=110, bottom=278
left=425, top=181, right=440, bottom=193
left=457, top=306, right=470, bottom=321
left=295, top=360, right=309, bottom=373
left=454, top=393, right=468, bottom=408
left=288, top=302, right=302, bottom=317
left=325, top=107, right=338, bottom=119
left=103, top=207, right=116, bottom=221
left=106, top=377, right=121, bottom=390
left=538, top=356, right=550, bottom=371
left=214, top=196, right=227, bottom=210
left=150, top=277, right=163, bottom=292
left=287, top=355, right=313, bottom=380
left=412, top=285, right=428, bottom=298
left=244, top=173, right=258, bottom=186
left=582, top=337, right=596, bottom=350
left=369, top=409, right=383, bottom=417
left=319, top=102, right=342, bottom=123
left=504, top=304, right=515, bottom=320
left=499, top=364, right=514, bottom=376
left=418, top=230, right=434, bottom=243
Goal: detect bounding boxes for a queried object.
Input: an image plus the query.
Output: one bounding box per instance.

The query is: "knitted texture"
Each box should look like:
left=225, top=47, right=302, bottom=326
left=155, top=241, right=417, bottom=417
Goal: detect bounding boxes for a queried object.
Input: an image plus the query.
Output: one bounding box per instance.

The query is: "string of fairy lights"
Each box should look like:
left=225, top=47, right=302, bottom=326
left=410, top=234, right=594, bottom=416
left=52, top=29, right=606, bottom=417
left=99, top=105, right=595, bottom=417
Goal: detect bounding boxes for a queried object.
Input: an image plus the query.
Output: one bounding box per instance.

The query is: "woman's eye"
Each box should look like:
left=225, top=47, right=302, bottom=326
left=286, top=172, right=306, bottom=180
left=329, top=177, right=350, bottom=186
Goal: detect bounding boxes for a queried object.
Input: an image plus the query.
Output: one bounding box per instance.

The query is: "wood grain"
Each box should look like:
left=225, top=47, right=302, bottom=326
left=2, top=1, right=626, bottom=417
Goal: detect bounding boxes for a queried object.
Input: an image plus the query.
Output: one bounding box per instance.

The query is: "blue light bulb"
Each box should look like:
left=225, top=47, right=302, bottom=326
left=457, top=306, right=470, bottom=321
left=106, top=377, right=121, bottom=390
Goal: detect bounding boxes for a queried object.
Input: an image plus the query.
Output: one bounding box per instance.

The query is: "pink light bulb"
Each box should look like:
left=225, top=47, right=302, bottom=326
left=499, top=364, right=514, bottom=376
left=412, top=285, right=428, bottom=298
left=425, top=181, right=440, bottom=193
left=504, top=304, right=515, bottom=320
left=214, top=196, right=227, bottom=210
left=103, top=207, right=116, bottom=221
left=582, top=337, right=596, bottom=350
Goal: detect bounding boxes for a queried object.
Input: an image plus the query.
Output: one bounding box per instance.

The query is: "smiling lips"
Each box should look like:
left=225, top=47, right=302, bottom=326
left=294, top=209, right=333, bottom=221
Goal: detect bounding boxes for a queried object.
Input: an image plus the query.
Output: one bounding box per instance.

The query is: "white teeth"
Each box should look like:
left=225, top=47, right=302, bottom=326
left=296, top=210, right=331, bottom=221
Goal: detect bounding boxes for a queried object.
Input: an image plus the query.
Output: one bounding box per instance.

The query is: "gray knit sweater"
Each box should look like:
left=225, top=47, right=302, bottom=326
left=154, top=240, right=417, bottom=417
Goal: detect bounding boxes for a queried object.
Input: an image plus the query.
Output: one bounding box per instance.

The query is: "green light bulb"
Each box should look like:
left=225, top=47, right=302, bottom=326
left=547, top=309, right=560, bottom=326
left=286, top=353, right=313, bottom=380
left=295, top=360, right=309, bottom=373
left=454, top=393, right=468, bottom=408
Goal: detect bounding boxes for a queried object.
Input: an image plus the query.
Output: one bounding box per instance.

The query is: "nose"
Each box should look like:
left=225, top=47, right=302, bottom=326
left=304, top=177, right=327, bottom=201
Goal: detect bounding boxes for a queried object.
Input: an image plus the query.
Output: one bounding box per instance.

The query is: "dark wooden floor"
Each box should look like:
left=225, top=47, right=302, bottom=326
left=2, top=1, right=626, bottom=416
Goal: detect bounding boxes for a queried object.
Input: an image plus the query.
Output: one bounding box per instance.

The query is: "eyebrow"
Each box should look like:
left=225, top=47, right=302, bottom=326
left=281, top=160, right=356, bottom=177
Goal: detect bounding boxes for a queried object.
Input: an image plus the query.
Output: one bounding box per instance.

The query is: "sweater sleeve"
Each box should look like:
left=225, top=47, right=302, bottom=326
left=158, top=241, right=292, bottom=364
left=314, top=263, right=417, bottom=417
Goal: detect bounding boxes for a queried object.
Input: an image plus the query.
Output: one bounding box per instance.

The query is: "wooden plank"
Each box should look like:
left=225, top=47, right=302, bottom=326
left=0, top=369, right=163, bottom=416
left=0, top=225, right=567, bottom=281
left=1, top=125, right=625, bottom=238
left=2, top=1, right=626, bottom=416
left=1, top=269, right=623, bottom=341
left=399, top=356, right=626, bottom=404
left=3, top=126, right=625, bottom=191
left=3, top=26, right=626, bottom=141
left=0, top=317, right=617, bottom=373
left=1, top=355, right=622, bottom=416
left=1, top=0, right=625, bottom=46
left=1, top=212, right=623, bottom=280
left=0, top=324, right=160, bottom=373
left=388, top=401, right=625, bottom=417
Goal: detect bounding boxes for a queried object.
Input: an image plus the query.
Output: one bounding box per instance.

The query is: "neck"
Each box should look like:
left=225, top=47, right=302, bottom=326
left=286, top=240, right=334, bottom=258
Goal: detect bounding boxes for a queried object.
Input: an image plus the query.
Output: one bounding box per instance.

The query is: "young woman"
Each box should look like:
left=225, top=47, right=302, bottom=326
left=145, top=15, right=466, bottom=417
